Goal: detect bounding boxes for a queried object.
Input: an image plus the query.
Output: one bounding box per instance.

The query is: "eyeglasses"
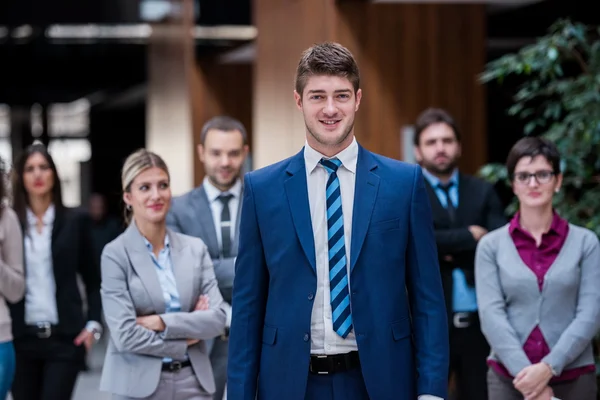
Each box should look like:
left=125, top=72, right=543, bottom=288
left=513, top=170, right=555, bottom=185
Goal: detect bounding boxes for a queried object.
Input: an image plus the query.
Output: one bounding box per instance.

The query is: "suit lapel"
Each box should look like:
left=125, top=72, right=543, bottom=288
left=124, top=223, right=166, bottom=314
left=50, top=207, right=66, bottom=276
left=350, top=146, right=380, bottom=273
left=231, top=186, right=243, bottom=257
left=190, top=187, right=220, bottom=255
left=456, top=173, right=471, bottom=223
left=284, top=150, right=316, bottom=274
left=168, top=230, right=193, bottom=312
left=424, top=179, right=451, bottom=224
left=51, top=206, right=65, bottom=253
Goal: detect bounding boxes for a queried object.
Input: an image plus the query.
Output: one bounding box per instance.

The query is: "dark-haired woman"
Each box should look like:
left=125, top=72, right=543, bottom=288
left=9, top=142, right=102, bottom=400
left=475, top=137, right=600, bottom=400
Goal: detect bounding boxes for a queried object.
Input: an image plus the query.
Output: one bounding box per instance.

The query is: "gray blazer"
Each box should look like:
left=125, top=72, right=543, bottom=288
left=166, top=185, right=242, bottom=300
left=475, top=223, right=600, bottom=377
left=99, top=222, right=227, bottom=398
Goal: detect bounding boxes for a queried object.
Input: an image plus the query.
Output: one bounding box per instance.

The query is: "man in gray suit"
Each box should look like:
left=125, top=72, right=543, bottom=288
left=167, top=115, right=249, bottom=400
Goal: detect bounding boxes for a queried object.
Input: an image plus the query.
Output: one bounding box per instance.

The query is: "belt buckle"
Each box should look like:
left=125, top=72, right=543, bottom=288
left=169, top=361, right=183, bottom=372
left=310, top=355, right=329, bottom=375
left=36, top=322, right=51, bottom=339
left=453, top=312, right=470, bottom=328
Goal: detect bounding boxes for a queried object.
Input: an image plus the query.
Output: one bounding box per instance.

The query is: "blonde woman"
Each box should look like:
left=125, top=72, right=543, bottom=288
left=99, top=149, right=227, bottom=400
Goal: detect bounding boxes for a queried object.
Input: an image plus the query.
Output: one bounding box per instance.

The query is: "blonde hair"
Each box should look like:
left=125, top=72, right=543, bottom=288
left=121, top=149, right=170, bottom=224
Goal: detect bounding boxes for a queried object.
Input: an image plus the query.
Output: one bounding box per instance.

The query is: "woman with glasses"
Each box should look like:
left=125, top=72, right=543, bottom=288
left=475, top=137, right=600, bottom=400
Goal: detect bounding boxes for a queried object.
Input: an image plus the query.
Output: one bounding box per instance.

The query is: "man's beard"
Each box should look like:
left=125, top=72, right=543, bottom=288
left=306, top=119, right=354, bottom=148
left=423, top=159, right=457, bottom=176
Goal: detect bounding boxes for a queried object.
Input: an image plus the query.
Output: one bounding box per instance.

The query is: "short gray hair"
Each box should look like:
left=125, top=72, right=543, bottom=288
left=200, top=116, right=248, bottom=145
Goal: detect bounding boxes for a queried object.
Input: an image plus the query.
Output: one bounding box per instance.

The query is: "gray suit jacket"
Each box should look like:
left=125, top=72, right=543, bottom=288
left=99, top=222, right=227, bottom=398
left=167, top=185, right=242, bottom=301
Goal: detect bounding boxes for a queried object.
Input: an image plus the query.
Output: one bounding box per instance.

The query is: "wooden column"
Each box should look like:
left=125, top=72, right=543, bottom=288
left=146, top=0, right=197, bottom=196
left=254, top=0, right=486, bottom=173
left=190, top=61, right=253, bottom=186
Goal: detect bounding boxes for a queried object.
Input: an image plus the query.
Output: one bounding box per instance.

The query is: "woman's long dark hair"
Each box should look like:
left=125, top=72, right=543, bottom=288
left=12, top=142, right=63, bottom=226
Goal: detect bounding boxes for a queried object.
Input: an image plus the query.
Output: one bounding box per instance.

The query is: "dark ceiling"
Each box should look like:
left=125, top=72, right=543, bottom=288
left=0, top=0, right=252, bottom=106
left=0, top=0, right=596, bottom=107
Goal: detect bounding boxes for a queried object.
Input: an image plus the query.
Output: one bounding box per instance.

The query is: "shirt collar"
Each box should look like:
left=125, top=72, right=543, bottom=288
left=203, top=176, right=242, bottom=203
left=508, top=210, right=568, bottom=237
left=26, top=204, right=55, bottom=227
left=304, top=137, right=358, bottom=175
left=422, top=168, right=459, bottom=189
left=143, top=234, right=170, bottom=253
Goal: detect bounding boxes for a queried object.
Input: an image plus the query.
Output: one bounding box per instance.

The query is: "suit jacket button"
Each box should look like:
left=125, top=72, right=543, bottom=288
left=303, top=333, right=309, bottom=342
left=308, top=293, right=314, bottom=300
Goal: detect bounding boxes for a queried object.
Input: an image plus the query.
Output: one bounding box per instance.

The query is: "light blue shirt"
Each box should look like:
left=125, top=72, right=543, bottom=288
left=143, top=235, right=186, bottom=362
left=422, top=169, right=478, bottom=313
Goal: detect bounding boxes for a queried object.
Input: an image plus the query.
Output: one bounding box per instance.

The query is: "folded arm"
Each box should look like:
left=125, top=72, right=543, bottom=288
left=406, top=166, right=449, bottom=399
left=0, top=210, right=25, bottom=303
left=542, top=233, right=600, bottom=375
left=101, top=250, right=188, bottom=359
left=475, top=236, right=531, bottom=376
left=160, top=246, right=227, bottom=340
left=434, top=228, right=477, bottom=255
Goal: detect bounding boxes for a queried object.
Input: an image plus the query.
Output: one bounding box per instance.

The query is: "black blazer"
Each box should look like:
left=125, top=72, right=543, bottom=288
left=9, top=207, right=102, bottom=338
left=424, top=172, right=506, bottom=321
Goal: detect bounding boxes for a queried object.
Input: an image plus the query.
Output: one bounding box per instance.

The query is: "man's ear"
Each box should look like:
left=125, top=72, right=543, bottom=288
left=294, top=90, right=303, bottom=111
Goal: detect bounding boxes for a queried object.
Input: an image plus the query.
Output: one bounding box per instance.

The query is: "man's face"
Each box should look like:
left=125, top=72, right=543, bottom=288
left=198, top=129, right=248, bottom=191
left=414, top=122, right=461, bottom=176
left=294, top=74, right=361, bottom=156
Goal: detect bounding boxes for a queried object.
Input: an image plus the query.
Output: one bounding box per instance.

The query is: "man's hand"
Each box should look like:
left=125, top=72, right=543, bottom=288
left=136, top=315, right=166, bottom=332
left=186, top=338, right=199, bottom=346
left=513, top=363, right=553, bottom=400
left=74, top=328, right=95, bottom=351
left=194, top=295, right=209, bottom=311
left=468, top=225, right=488, bottom=241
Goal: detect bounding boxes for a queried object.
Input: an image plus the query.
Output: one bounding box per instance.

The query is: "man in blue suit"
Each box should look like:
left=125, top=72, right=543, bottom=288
left=227, top=42, right=449, bottom=400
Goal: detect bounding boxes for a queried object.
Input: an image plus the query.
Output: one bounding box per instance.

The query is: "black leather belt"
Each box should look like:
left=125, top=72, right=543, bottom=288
left=24, top=322, right=58, bottom=339
left=162, top=359, right=192, bottom=372
left=309, top=351, right=360, bottom=375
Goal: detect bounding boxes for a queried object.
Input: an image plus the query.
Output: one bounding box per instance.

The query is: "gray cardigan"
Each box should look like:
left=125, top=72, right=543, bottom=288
left=475, top=223, right=600, bottom=377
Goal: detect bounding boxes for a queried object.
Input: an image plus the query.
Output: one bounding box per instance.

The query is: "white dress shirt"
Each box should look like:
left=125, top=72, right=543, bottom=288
left=304, top=140, right=442, bottom=400
left=305, top=138, right=358, bottom=355
left=203, top=176, right=242, bottom=251
left=24, top=205, right=59, bottom=325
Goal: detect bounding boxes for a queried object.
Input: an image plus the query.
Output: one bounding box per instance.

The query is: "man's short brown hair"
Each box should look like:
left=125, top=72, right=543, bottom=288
left=413, top=108, right=461, bottom=147
left=295, top=42, right=360, bottom=97
left=200, top=115, right=248, bottom=145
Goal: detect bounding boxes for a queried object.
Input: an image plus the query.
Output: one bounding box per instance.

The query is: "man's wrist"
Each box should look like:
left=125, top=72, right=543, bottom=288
left=85, top=321, right=103, bottom=340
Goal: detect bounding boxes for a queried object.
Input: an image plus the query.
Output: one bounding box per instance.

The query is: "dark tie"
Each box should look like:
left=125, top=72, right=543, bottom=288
left=438, top=182, right=456, bottom=222
left=320, top=157, right=353, bottom=338
left=218, top=194, right=233, bottom=258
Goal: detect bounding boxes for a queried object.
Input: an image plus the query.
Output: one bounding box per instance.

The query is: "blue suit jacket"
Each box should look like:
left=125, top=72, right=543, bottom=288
left=227, top=144, right=449, bottom=400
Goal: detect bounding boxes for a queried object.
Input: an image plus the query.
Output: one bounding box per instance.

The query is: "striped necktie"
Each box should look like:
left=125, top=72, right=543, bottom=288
left=320, top=157, right=353, bottom=338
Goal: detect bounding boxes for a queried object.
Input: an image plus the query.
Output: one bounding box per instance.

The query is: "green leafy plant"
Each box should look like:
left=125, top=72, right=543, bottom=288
left=478, top=19, right=600, bottom=236
left=478, top=19, right=600, bottom=386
